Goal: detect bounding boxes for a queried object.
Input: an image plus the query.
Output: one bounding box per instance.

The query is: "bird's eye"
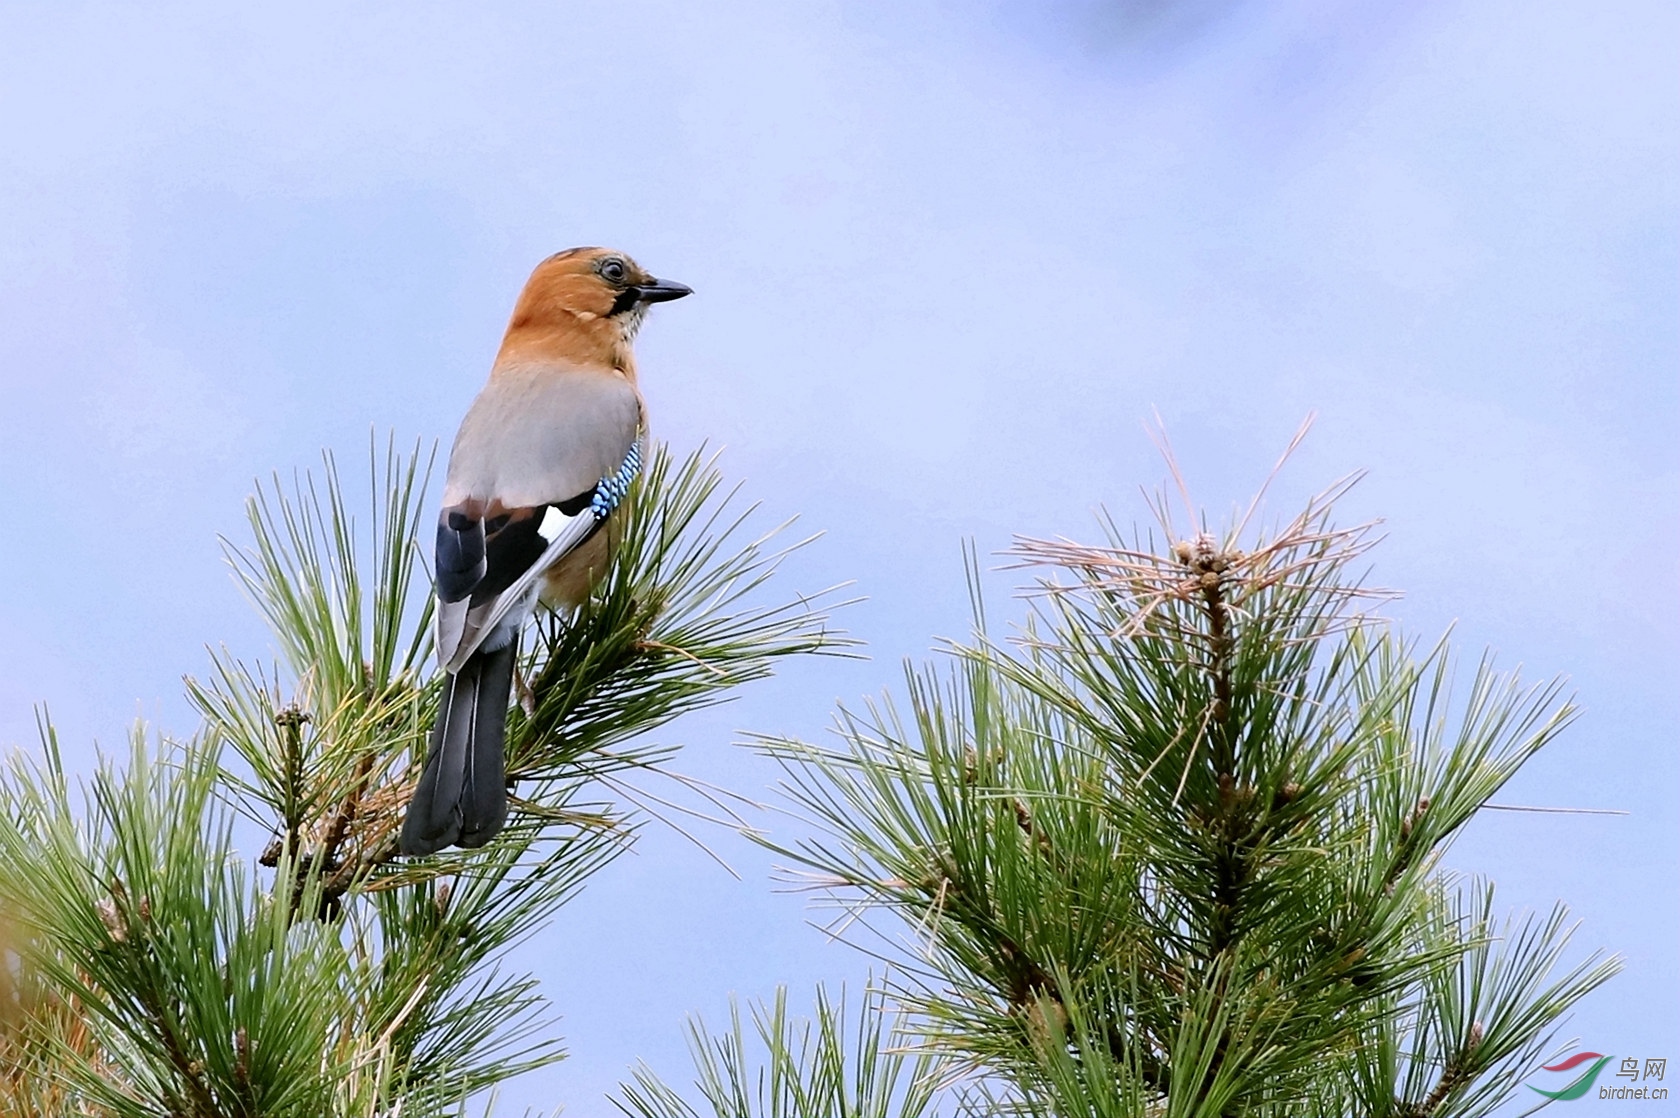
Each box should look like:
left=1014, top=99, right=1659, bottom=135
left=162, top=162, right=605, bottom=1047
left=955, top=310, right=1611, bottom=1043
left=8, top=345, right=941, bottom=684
left=599, top=258, right=628, bottom=285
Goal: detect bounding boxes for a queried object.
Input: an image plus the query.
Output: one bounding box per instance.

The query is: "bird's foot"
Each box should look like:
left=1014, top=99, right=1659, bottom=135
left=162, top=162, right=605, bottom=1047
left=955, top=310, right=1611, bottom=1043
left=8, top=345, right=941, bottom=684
left=515, top=662, right=538, bottom=719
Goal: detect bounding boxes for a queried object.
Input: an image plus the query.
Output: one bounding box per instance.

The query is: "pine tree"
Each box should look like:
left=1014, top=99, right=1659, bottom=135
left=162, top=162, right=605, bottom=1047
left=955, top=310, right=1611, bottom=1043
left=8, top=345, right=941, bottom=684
left=0, top=440, right=845, bottom=1117
left=618, top=443, right=1618, bottom=1118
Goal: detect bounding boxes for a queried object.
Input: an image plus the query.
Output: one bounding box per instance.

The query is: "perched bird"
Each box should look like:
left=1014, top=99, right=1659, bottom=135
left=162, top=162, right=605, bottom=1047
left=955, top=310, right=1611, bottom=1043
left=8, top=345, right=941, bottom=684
left=399, top=248, right=691, bottom=856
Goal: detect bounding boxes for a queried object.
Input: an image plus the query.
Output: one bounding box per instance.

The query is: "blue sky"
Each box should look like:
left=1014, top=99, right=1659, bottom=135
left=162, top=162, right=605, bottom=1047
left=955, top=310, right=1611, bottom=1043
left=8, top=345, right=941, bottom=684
left=0, top=1, right=1674, bottom=1111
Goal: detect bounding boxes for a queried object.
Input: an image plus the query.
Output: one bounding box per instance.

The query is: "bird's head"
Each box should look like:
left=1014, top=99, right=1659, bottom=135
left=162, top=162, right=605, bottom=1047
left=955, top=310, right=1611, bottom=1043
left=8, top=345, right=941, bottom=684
left=498, top=247, right=691, bottom=376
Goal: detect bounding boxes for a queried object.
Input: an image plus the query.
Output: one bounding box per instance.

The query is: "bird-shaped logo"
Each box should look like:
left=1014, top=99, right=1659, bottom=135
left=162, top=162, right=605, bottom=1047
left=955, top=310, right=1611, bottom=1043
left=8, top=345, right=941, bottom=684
left=399, top=248, right=691, bottom=856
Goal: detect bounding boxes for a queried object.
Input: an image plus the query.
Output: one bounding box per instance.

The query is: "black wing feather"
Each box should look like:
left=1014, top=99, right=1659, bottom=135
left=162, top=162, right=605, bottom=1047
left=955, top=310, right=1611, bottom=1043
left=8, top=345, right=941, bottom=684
left=437, top=486, right=602, bottom=608
left=470, top=512, right=551, bottom=605
left=435, top=511, right=486, bottom=604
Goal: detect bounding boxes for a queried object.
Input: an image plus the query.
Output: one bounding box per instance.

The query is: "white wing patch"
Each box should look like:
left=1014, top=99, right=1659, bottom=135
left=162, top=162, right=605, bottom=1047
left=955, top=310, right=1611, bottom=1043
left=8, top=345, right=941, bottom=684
left=537, top=505, right=570, bottom=542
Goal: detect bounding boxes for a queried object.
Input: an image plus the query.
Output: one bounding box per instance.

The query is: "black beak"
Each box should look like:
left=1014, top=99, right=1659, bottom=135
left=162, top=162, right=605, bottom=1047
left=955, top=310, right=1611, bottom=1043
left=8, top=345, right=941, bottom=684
left=634, top=277, right=692, bottom=304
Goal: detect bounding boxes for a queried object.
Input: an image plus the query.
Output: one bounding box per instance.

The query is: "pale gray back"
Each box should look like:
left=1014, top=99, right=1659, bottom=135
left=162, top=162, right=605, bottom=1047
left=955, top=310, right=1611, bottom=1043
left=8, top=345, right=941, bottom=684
left=443, top=363, right=643, bottom=510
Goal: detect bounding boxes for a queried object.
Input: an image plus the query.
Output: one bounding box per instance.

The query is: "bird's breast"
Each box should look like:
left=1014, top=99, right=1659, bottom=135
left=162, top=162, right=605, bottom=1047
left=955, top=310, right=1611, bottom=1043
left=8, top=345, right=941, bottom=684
left=537, top=523, right=618, bottom=610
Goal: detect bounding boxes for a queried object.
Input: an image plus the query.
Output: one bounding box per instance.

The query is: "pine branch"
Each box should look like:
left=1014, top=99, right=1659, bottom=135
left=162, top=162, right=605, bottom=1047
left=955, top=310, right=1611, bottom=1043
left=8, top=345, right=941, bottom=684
left=613, top=982, right=951, bottom=1118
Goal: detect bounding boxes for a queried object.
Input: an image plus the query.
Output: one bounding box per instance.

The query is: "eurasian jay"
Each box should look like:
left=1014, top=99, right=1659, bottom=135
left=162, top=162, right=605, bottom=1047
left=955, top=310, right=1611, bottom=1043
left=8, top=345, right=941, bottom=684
left=399, top=248, right=691, bottom=856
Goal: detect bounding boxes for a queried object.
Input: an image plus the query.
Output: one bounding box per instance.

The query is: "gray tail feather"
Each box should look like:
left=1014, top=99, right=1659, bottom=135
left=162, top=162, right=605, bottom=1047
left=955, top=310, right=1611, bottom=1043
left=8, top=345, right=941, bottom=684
left=399, top=639, right=516, bottom=856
